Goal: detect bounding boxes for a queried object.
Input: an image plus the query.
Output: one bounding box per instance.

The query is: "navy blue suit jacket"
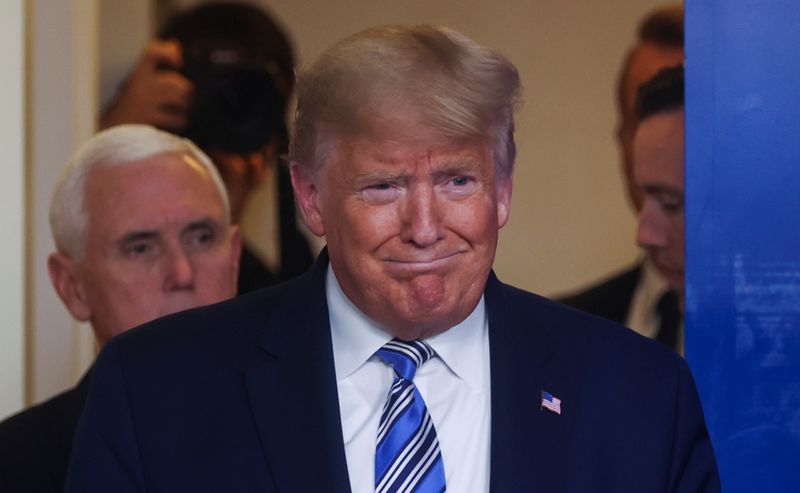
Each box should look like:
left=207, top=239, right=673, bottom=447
left=66, top=252, right=719, bottom=492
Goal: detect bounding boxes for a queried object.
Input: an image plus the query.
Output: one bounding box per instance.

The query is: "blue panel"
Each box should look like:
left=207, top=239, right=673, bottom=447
left=686, top=1, right=800, bottom=491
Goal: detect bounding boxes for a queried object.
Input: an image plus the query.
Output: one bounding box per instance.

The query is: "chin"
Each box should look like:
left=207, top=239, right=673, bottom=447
left=384, top=318, right=456, bottom=341
left=661, top=271, right=685, bottom=292
left=385, top=297, right=474, bottom=339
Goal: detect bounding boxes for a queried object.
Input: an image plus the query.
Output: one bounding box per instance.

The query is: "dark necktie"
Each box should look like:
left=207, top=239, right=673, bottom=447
left=655, top=290, right=681, bottom=351
left=374, top=339, right=447, bottom=493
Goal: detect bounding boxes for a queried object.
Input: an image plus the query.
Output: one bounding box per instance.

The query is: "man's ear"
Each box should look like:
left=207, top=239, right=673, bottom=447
left=496, top=176, right=513, bottom=229
left=290, top=162, right=326, bottom=237
left=47, top=252, right=91, bottom=322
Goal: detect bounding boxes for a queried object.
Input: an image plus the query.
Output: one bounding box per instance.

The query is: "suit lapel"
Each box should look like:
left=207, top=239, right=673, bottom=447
left=486, top=273, right=573, bottom=491
left=243, top=251, right=352, bottom=492
left=240, top=262, right=575, bottom=491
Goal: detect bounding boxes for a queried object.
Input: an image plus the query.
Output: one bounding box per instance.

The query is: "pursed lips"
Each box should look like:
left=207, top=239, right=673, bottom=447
left=382, top=250, right=466, bottom=270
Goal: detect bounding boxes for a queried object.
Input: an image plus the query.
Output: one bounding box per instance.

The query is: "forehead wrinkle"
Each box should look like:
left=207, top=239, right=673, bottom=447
left=112, top=212, right=221, bottom=240
left=437, top=157, right=483, bottom=172
left=356, top=169, right=408, bottom=181
left=183, top=217, right=221, bottom=230
left=355, top=156, right=483, bottom=182
left=118, top=229, right=159, bottom=240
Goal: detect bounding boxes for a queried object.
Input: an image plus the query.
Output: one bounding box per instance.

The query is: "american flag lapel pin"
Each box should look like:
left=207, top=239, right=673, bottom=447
left=541, top=390, right=562, bottom=415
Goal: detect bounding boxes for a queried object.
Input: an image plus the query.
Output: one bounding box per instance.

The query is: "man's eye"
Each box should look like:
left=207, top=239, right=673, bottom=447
left=185, top=227, right=217, bottom=249
left=442, top=175, right=477, bottom=197
left=362, top=183, right=400, bottom=204
left=656, top=195, right=684, bottom=214
left=662, top=202, right=683, bottom=214
left=123, top=242, right=154, bottom=257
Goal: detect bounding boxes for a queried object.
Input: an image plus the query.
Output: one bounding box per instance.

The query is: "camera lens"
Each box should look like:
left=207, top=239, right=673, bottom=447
left=185, top=66, right=284, bottom=154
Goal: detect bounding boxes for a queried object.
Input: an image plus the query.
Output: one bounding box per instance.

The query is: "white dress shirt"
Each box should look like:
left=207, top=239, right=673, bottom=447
left=626, top=256, right=684, bottom=354
left=327, top=266, right=491, bottom=493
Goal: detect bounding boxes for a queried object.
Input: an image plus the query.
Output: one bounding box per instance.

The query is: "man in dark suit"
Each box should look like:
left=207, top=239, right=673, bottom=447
left=560, top=4, right=684, bottom=352
left=66, top=25, right=719, bottom=492
left=632, top=66, right=687, bottom=321
left=0, top=125, right=240, bottom=492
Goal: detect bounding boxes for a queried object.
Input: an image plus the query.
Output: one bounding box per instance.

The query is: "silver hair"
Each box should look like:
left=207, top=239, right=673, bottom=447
left=50, top=124, right=230, bottom=259
left=289, top=25, right=521, bottom=179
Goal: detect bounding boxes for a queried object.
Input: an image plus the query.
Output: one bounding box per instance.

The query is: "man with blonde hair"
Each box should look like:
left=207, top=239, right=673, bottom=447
left=68, top=27, right=718, bottom=492
left=0, top=124, right=240, bottom=493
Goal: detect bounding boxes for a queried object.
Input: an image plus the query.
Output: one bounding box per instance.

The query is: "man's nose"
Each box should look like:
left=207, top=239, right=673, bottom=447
left=636, top=201, right=667, bottom=250
left=400, top=185, right=444, bottom=247
left=163, top=245, right=196, bottom=290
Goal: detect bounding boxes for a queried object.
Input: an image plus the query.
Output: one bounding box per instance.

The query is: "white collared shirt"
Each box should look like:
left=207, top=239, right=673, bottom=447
left=626, top=256, right=684, bottom=354
left=327, top=266, right=491, bottom=493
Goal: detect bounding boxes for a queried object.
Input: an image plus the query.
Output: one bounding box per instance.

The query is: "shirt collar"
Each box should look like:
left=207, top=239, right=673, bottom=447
left=327, top=265, right=488, bottom=391
left=641, top=255, right=671, bottom=313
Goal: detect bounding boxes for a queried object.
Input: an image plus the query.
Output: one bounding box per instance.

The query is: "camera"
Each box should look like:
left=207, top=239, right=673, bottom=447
left=158, top=2, right=295, bottom=155
left=181, top=54, right=285, bottom=155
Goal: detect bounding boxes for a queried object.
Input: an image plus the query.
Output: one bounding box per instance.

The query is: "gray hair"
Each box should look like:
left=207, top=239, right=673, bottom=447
left=289, top=25, right=521, bottom=180
left=50, top=124, right=230, bottom=259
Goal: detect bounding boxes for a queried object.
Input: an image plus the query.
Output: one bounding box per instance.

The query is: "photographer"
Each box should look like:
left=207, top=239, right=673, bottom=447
left=101, top=2, right=313, bottom=293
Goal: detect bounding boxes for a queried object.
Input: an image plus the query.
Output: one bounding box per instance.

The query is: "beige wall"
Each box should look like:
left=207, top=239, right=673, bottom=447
left=0, top=0, right=26, bottom=420
left=99, top=0, right=153, bottom=110
left=232, top=0, right=655, bottom=296
left=13, top=0, right=667, bottom=412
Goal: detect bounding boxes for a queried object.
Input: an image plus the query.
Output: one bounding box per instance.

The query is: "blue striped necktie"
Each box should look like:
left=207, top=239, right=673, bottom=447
left=374, top=339, right=446, bottom=493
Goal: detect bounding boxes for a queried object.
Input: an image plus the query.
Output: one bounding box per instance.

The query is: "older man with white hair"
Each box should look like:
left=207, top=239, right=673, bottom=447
left=0, top=124, right=240, bottom=493
left=67, top=26, right=718, bottom=492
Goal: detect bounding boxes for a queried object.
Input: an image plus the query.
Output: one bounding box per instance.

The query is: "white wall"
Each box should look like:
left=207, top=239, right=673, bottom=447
left=0, top=0, right=26, bottom=420
left=25, top=0, right=99, bottom=406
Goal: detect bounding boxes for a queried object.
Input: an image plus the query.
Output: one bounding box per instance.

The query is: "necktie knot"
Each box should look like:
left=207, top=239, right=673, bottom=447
left=376, top=339, right=435, bottom=381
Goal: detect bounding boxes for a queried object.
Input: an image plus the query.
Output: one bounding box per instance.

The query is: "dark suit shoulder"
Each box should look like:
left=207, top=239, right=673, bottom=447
left=0, top=387, right=77, bottom=446
left=92, top=268, right=322, bottom=408
left=106, top=276, right=296, bottom=361
left=489, top=273, right=679, bottom=378
left=486, top=275, right=719, bottom=492
left=556, top=263, right=642, bottom=324
left=0, top=377, right=88, bottom=493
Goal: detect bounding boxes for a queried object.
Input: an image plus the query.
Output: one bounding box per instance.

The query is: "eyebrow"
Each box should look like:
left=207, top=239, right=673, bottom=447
left=182, top=217, right=223, bottom=233
left=433, top=160, right=482, bottom=175
left=115, top=230, right=161, bottom=251
left=356, top=170, right=408, bottom=183
left=356, top=157, right=483, bottom=180
left=114, top=217, right=224, bottom=248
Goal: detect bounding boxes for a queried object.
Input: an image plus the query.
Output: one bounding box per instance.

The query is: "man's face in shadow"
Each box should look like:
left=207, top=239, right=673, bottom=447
left=618, top=42, right=684, bottom=211
left=634, top=109, right=685, bottom=298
